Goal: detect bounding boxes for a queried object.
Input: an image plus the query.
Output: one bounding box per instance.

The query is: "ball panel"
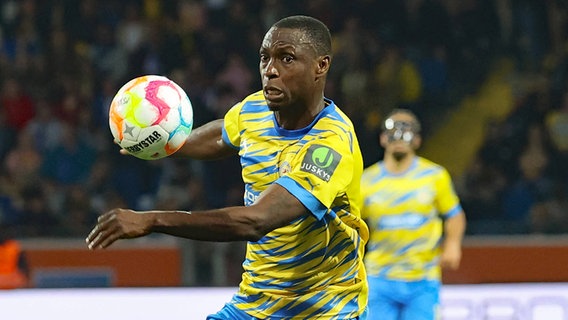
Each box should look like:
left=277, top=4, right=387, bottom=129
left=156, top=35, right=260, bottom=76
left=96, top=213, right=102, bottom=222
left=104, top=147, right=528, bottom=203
left=159, top=107, right=181, bottom=133
left=133, top=99, right=160, bottom=126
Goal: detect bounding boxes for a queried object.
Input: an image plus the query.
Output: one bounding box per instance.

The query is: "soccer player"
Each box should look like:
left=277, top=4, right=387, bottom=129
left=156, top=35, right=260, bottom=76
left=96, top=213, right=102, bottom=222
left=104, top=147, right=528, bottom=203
left=360, top=108, right=466, bottom=320
left=86, top=15, right=369, bottom=319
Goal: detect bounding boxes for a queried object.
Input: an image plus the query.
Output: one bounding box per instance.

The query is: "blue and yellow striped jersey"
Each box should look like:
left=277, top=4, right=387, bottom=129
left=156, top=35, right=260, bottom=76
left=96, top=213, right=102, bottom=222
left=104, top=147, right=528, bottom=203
left=361, top=157, right=462, bottom=281
left=222, top=91, right=368, bottom=319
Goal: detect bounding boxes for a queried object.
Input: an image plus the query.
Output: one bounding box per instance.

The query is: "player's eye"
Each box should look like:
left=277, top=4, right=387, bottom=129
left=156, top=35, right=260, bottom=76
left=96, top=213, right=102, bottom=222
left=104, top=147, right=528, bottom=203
left=282, top=55, right=294, bottom=63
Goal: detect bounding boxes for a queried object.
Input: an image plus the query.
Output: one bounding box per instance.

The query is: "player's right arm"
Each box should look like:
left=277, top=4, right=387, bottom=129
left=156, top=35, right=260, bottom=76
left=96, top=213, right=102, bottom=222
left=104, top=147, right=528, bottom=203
left=177, top=119, right=237, bottom=160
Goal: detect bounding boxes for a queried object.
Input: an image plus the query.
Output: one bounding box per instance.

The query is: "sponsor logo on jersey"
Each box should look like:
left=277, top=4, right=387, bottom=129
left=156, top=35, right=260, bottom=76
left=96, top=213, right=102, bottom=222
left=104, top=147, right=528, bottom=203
left=244, top=187, right=259, bottom=205
left=300, top=145, right=341, bottom=182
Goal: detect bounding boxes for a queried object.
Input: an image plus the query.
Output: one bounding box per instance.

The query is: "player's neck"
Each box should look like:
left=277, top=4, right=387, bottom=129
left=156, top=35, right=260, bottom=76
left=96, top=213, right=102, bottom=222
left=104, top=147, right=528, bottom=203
left=384, top=153, right=415, bottom=174
left=275, top=98, right=325, bottom=130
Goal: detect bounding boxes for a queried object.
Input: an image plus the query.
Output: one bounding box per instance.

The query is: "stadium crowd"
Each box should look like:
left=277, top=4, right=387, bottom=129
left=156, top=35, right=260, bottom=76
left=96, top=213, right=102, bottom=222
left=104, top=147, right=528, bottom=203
left=0, top=0, right=567, bottom=284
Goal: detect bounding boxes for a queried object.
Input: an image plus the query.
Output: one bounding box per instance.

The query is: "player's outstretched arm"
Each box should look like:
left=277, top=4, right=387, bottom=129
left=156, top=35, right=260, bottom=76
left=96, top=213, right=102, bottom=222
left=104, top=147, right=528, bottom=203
left=176, top=119, right=238, bottom=160
left=86, top=183, right=308, bottom=249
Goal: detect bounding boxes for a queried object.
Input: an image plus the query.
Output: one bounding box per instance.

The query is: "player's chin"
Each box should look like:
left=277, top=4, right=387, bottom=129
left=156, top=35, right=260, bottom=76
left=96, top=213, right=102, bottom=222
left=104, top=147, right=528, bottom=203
left=265, top=98, right=286, bottom=111
left=264, top=92, right=287, bottom=109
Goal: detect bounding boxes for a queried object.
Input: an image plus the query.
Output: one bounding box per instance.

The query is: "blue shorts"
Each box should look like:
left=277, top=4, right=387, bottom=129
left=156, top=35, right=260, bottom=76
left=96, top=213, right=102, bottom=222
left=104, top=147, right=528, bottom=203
left=207, top=302, right=367, bottom=320
left=367, top=276, right=440, bottom=320
left=207, top=303, right=258, bottom=320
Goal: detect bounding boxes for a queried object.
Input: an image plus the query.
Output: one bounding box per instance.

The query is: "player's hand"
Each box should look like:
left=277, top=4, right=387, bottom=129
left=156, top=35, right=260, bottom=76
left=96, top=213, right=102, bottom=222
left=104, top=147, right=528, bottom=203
left=113, top=139, right=131, bottom=156
left=86, top=209, right=153, bottom=250
left=440, top=241, right=462, bottom=270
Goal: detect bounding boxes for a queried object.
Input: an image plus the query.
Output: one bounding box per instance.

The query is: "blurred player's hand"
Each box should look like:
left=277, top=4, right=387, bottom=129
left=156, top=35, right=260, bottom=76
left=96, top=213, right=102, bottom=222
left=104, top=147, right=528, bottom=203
left=440, top=241, right=462, bottom=270
left=86, top=209, right=153, bottom=250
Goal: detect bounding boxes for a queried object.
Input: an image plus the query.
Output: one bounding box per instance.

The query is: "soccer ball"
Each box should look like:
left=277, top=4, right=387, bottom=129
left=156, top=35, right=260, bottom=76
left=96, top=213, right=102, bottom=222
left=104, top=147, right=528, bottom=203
left=108, top=75, right=193, bottom=160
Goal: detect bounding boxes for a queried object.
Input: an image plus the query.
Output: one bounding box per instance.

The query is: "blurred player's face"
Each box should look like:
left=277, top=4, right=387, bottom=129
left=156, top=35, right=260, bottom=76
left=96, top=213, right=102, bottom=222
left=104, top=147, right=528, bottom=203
left=380, top=113, right=421, bottom=161
left=259, top=27, right=322, bottom=112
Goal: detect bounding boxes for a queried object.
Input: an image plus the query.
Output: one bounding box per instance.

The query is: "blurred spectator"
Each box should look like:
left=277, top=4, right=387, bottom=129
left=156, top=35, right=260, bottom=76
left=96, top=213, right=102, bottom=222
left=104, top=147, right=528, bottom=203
left=4, top=130, right=42, bottom=193
left=529, top=181, right=568, bottom=234
left=17, top=185, right=60, bottom=237
left=501, top=124, right=554, bottom=232
left=215, top=53, right=253, bottom=98
left=22, top=99, right=64, bottom=153
left=0, top=78, right=35, bottom=131
left=0, top=110, right=17, bottom=165
left=0, top=222, right=29, bottom=289
left=41, top=124, right=96, bottom=186
left=458, top=155, right=507, bottom=223
left=374, top=44, right=423, bottom=117
left=545, top=91, right=568, bottom=158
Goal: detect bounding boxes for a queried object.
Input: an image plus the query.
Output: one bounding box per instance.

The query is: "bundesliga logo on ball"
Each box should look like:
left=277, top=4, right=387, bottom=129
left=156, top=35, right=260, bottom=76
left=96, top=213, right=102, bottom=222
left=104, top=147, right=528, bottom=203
left=108, top=75, right=194, bottom=160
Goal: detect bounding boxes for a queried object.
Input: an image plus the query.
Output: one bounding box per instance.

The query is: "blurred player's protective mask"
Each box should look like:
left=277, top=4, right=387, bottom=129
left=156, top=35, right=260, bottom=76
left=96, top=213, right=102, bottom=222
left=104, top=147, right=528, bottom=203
left=383, top=119, right=419, bottom=143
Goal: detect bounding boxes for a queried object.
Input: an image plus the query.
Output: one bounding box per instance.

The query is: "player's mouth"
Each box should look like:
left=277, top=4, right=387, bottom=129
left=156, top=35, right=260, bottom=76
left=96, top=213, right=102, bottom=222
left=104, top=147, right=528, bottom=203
left=263, top=86, right=284, bottom=101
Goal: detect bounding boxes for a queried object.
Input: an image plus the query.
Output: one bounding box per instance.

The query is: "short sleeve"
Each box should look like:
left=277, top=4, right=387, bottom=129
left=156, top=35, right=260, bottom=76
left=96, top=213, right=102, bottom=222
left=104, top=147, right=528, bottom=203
left=222, top=102, right=242, bottom=148
left=435, top=168, right=462, bottom=218
left=276, top=134, right=354, bottom=220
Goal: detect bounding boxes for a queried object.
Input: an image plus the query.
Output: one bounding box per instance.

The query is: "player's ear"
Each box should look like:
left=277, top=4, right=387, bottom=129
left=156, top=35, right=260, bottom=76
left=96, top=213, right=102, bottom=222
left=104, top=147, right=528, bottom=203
left=316, top=55, right=331, bottom=77
left=412, top=134, right=422, bottom=149
left=379, top=132, right=388, bottom=148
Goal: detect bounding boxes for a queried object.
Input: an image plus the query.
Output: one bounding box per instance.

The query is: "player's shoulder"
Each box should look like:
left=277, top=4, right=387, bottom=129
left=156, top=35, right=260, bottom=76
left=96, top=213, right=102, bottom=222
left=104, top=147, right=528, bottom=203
left=313, top=99, right=357, bottom=141
left=320, top=99, right=354, bottom=127
left=240, top=90, right=267, bottom=105
left=416, top=156, right=449, bottom=175
left=362, top=162, right=383, bottom=180
left=227, top=91, right=269, bottom=119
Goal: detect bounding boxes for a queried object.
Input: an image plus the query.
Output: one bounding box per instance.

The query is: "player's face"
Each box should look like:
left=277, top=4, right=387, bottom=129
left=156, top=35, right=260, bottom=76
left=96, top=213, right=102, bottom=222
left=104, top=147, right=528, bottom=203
left=259, top=27, right=320, bottom=111
left=380, top=113, right=421, bottom=160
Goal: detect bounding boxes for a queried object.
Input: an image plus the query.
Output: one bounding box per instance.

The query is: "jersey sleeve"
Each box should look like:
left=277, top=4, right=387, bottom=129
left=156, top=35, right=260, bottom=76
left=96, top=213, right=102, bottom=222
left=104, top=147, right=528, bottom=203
left=222, top=102, right=242, bottom=149
left=276, top=133, right=354, bottom=220
left=435, top=168, right=462, bottom=218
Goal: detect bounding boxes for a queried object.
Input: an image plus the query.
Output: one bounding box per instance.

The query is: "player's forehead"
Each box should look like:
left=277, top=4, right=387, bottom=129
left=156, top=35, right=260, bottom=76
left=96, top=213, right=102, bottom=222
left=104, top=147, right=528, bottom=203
left=261, top=27, right=311, bottom=51
left=387, top=113, right=416, bottom=124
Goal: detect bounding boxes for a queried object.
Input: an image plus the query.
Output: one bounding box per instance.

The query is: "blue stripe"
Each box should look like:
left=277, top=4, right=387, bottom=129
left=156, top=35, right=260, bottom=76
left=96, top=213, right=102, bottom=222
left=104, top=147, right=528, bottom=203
left=275, top=176, right=328, bottom=220
left=443, top=204, right=463, bottom=219
left=221, top=127, right=239, bottom=149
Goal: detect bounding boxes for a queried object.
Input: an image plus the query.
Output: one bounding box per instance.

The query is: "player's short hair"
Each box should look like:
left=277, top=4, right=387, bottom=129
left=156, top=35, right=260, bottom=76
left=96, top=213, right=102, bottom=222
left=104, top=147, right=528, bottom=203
left=383, top=108, right=422, bottom=133
left=272, top=15, right=332, bottom=56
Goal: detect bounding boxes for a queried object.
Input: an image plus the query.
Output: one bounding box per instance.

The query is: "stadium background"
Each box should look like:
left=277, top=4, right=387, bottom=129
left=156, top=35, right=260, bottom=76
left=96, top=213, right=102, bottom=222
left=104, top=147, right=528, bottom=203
left=1, top=0, right=568, bottom=319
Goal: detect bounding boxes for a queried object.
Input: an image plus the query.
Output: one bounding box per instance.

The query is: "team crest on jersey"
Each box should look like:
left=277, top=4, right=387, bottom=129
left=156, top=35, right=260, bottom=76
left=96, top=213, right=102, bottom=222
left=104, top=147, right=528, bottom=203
left=279, top=161, right=291, bottom=176
left=300, top=145, right=341, bottom=182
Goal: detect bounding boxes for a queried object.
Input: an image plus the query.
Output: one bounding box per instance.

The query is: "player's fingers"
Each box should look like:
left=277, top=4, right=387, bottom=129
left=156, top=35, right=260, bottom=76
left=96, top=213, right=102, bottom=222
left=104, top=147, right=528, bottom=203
left=97, top=231, right=121, bottom=249
left=86, top=226, right=105, bottom=250
left=87, top=222, right=121, bottom=249
left=86, top=213, right=118, bottom=248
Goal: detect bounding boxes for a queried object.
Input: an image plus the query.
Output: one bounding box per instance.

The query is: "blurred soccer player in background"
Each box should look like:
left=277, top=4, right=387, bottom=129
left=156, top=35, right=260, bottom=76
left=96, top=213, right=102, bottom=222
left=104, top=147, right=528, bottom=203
left=86, top=15, right=368, bottom=319
left=360, top=108, right=466, bottom=320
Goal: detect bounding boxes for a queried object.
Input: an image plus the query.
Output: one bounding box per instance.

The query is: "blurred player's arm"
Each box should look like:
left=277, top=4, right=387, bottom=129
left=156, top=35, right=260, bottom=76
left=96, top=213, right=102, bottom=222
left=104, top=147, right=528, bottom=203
left=440, top=211, right=466, bottom=270
left=86, top=183, right=307, bottom=249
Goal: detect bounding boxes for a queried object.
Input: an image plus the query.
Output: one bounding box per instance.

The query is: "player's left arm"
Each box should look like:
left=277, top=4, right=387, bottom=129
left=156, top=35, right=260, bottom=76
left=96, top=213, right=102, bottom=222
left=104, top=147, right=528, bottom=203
left=436, top=168, right=467, bottom=270
left=440, top=210, right=466, bottom=270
